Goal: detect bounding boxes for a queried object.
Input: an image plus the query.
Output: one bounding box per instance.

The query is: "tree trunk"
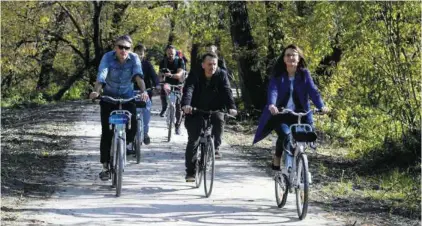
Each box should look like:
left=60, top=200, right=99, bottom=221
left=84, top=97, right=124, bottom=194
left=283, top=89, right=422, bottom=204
left=265, top=2, right=284, bottom=76
left=190, top=43, right=200, bottom=72
left=36, top=11, right=67, bottom=92
left=229, top=1, right=265, bottom=110
left=91, top=1, right=104, bottom=85
left=167, top=2, right=178, bottom=45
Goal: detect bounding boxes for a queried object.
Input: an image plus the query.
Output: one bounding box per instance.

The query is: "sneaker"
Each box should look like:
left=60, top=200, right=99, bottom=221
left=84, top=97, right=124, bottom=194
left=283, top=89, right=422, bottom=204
left=143, top=134, right=151, bottom=145
left=159, top=110, right=166, bottom=117
left=99, top=163, right=110, bottom=181
left=185, top=174, right=195, bottom=182
left=215, top=149, right=222, bottom=159
left=272, top=155, right=281, bottom=171
left=126, top=143, right=135, bottom=155
left=175, top=127, right=181, bottom=135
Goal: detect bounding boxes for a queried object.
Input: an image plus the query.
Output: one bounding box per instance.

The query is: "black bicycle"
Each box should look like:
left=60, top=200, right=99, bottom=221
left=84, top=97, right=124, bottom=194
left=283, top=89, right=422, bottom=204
left=192, top=108, right=235, bottom=198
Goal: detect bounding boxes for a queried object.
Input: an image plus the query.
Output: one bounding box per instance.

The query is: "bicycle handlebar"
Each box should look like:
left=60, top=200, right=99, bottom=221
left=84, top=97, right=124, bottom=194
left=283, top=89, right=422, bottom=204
left=192, top=108, right=236, bottom=118
left=276, top=108, right=324, bottom=116
left=100, top=95, right=136, bottom=104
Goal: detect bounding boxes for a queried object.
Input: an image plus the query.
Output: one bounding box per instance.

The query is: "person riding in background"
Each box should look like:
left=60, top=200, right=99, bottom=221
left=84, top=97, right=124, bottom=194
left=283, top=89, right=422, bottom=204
left=158, top=45, right=185, bottom=135
left=133, top=43, right=159, bottom=146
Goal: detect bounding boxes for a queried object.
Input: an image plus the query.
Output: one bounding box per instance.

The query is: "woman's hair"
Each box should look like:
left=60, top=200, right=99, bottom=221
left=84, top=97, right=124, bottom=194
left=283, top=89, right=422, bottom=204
left=272, top=44, right=307, bottom=77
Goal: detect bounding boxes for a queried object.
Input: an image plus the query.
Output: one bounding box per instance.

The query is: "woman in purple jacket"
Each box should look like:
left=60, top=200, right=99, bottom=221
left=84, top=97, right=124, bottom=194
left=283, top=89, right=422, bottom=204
left=253, top=44, right=329, bottom=170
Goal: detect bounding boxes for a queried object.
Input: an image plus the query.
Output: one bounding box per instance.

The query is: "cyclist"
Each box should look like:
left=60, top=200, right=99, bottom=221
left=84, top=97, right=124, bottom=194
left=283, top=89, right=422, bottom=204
left=182, top=52, right=237, bottom=182
left=132, top=43, right=159, bottom=146
left=205, top=44, right=234, bottom=82
left=158, top=45, right=185, bottom=135
left=89, top=35, right=149, bottom=181
left=252, top=44, right=329, bottom=171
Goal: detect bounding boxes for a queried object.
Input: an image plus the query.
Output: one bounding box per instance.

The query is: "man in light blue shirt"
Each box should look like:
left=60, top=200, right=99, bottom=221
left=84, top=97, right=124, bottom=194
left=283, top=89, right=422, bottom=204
left=89, top=35, right=149, bottom=181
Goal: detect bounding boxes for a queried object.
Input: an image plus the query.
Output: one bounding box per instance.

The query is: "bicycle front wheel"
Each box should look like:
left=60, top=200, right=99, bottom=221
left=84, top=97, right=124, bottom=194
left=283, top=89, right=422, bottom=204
left=135, top=118, right=143, bottom=164
left=116, top=139, right=124, bottom=197
left=167, top=106, right=174, bottom=142
left=111, top=133, right=118, bottom=188
left=275, top=173, right=289, bottom=208
left=203, top=138, right=215, bottom=198
left=295, top=153, right=309, bottom=220
left=195, top=145, right=203, bottom=188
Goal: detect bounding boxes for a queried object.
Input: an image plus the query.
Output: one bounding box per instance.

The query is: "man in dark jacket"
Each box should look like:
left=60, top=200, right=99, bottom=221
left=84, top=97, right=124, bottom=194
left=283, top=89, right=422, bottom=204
left=133, top=43, right=159, bottom=145
left=181, top=52, right=237, bottom=182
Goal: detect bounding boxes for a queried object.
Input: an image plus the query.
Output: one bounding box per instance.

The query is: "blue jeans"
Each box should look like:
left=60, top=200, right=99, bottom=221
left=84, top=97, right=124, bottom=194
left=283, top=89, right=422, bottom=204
left=139, top=99, right=152, bottom=135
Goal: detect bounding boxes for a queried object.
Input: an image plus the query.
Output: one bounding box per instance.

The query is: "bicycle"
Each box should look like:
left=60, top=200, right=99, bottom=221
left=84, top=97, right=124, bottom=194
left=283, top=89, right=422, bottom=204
left=192, top=108, right=235, bottom=198
left=273, top=108, right=322, bottom=220
left=101, top=95, right=136, bottom=197
left=132, top=88, right=154, bottom=164
left=161, top=83, right=183, bottom=142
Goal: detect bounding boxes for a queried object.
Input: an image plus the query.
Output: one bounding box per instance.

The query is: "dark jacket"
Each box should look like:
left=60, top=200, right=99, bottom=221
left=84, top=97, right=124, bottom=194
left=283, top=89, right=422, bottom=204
left=182, top=68, right=236, bottom=111
left=134, top=59, right=158, bottom=91
left=253, top=68, right=325, bottom=144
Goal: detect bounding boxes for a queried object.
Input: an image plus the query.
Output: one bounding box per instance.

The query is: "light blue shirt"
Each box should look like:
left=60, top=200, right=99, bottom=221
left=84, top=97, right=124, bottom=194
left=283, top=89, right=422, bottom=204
left=97, top=51, right=143, bottom=98
left=286, top=77, right=295, bottom=110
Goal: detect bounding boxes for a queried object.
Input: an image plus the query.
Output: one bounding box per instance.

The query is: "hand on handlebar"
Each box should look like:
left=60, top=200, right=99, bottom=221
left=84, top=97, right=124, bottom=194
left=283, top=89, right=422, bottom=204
left=320, top=106, right=330, bottom=114
left=268, top=104, right=278, bottom=115
left=138, top=92, right=149, bottom=102
left=89, top=91, right=100, bottom=100
left=229, top=109, right=237, bottom=116
left=182, top=105, right=193, bottom=114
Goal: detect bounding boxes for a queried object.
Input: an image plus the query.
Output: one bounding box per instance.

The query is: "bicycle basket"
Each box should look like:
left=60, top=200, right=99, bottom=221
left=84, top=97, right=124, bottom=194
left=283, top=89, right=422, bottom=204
left=109, top=114, right=130, bottom=125
left=291, top=125, right=317, bottom=142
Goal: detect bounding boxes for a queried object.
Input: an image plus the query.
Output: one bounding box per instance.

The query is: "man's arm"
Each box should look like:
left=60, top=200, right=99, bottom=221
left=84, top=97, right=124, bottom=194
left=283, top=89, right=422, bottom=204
left=181, top=70, right=196, bottom=107
left=168, top=58, right=185, bottom=82
left=147, top=61, right=160, bottom=87
left=221, top=71, right=236, bottom=110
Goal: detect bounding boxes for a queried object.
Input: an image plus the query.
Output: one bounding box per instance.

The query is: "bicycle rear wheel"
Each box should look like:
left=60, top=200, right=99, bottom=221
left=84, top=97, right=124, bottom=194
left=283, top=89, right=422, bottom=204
left=295, top=153, right=309, bottom=220
left=203, top=139, right=215, bottom=198
left=275, top=173, right=289, bottom=208
left=167, top=106, right=174, bottom=142
left=116, top=139, right=124, bottom=197
left=195, top=145, right=203, bottom=188
left=135, top=118, right=143, bottom=164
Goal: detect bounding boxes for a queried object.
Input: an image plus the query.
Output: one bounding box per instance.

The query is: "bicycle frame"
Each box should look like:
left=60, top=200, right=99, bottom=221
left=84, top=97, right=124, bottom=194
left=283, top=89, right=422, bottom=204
left=276, top=109, right=314, bottom=190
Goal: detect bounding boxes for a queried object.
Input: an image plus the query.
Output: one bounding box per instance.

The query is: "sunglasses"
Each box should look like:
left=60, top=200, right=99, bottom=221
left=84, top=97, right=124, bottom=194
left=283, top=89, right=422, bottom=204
left=118, top=45, right=131, bottom=51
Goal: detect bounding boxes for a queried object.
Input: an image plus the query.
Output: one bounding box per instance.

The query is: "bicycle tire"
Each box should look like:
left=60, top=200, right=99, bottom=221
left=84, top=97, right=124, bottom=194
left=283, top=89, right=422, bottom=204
left=203, top=138, right=215, bottom=198
left=135, top=118, right=143, bottom=164
left=195, top=145, right=203, bottom=188
left=116, top=139, right=124, bottom=197
left=111, top=134, right=117, bottom=188
left=295, top=153, right=309, bottom=220
left=275, top=173, right=289, bottom=208
left=167, top=105, right=174, bottom=142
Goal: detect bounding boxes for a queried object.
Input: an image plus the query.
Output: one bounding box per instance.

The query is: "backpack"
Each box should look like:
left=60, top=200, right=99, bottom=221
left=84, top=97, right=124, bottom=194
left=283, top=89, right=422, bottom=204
left=176, top=50, right=188, bottom=70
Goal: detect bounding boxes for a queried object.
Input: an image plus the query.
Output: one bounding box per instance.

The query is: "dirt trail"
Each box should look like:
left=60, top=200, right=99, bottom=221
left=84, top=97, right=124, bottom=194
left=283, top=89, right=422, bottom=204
left=5, top=97, right=346, bottom=225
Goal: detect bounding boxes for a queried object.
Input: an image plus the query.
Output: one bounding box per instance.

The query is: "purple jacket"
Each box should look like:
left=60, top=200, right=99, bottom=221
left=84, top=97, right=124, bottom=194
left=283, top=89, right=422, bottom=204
left=252, top=69, right=324, bottom=144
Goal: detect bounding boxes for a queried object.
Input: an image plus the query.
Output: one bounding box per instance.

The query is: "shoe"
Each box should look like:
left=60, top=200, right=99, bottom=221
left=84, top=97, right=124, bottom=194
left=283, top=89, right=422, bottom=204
left=185, top=174, right=195, bottom=182
left=215, top=149, right=222, bottom=159
left=143, top=134, right=151, bottom=145
left=126, top=143, right=135, bottom=155
left=159, top=110, right=166, bottom=117
left=99, top=163, right=110, bottom=181
left=272, top=155, right=281, bottom=171
left=175, top=127, right=181, bottom=135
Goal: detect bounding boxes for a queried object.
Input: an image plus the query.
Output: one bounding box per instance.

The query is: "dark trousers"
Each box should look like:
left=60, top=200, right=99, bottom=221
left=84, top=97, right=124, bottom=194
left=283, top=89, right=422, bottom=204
left=100, top=100, right=136, bottom=164
left=184, top=112, right=225, bottom=175
left=160, top=89, right=183, bottom=129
